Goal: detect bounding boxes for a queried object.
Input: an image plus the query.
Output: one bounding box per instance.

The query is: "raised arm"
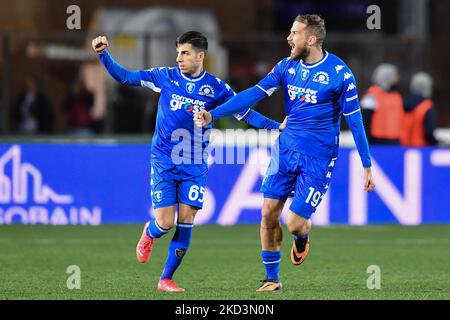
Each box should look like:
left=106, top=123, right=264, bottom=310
left=92, top=36, right=142, bottom=86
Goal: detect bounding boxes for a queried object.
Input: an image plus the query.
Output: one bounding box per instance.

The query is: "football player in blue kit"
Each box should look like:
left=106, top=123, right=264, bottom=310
left=194, top=15, right=376, bottom=291
left=92, top=31, right=283, bottom=292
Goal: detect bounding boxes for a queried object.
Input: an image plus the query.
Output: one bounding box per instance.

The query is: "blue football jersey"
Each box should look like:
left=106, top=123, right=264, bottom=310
left=138, top=67, right=239, bottom=163
left=257, top=51, right=360, bottom=159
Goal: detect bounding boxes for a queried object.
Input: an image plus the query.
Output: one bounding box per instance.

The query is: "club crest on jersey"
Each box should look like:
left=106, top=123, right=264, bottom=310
left=154, top=191, right=163, bottom=203
left=186, top=82, right=196, bottom=94
left=313, top=72, right=330, bottom=85
left=175, top=248, right=186, bottom=258
left=199, top=84, right=215, bottom=97
left=301, top=69, right=310, bottom=81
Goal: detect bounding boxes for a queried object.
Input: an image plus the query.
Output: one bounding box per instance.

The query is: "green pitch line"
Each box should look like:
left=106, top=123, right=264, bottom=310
left=0, top=224, right=449, bottom=300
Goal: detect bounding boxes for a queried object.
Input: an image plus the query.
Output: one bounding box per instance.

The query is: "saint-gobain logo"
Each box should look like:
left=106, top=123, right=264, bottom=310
left=0, top=145, right=101, bottom=225
left=0, top=145, right=73, bottom=204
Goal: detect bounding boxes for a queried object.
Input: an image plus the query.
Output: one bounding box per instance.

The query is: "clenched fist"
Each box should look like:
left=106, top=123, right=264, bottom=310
left=194, top=110, right=213, bottom=128
left=92, top=36, right=109, bottom=54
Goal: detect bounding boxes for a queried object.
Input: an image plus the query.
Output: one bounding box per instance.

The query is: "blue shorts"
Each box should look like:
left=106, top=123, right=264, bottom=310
left=151, top=160, right=208, bottom=210
left=260, top=145, right=336, bottom=219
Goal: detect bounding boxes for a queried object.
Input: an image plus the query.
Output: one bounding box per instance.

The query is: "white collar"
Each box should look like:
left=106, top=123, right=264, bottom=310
left=178, top=68, right=207, bottom=82
left=300, top=51, right=329, bottom=69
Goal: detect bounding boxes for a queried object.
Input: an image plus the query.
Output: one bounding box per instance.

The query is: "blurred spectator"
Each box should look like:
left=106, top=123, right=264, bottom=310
left=112, top=86, right=146, bottom=133
left=400, top=72, right=438, bottom=146
left=62, top=78, right=95, bottom=135
left=11, top=75, right=54, bottom=134
left=361, top=63, right=404, bottom=145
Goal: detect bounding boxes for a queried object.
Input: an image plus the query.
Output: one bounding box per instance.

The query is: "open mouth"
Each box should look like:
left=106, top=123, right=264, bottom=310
left=289, top=43, right=295, bottom=54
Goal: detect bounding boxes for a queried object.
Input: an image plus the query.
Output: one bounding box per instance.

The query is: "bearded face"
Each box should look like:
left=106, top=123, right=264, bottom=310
left=287, top=21, right=311, bottom=61
left=293, top=40, right=311, bottom=61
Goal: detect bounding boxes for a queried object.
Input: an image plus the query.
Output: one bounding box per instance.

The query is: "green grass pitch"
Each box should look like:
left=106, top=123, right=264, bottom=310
left=0, top=224, right=449, bottom=300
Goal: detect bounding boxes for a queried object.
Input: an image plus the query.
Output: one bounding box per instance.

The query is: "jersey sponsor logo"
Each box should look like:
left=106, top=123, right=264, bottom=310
left=312, top=71, right=330, bottom=85
left=186, top=82, right=195, bottom=94
left=301, top=69, right=310, bottom=81
left=170, top=94, right=206, bottom=113
left=344, top=72, right=352, bottom=80
left=199, top=84, right=215, bottom=97
left=288, top=68, right=296, bottom=75
left=335, top=65, right=344, bottom=74
left=347, top=83, right=356, bottom=91
left=287, top=84, right=318, bottom=104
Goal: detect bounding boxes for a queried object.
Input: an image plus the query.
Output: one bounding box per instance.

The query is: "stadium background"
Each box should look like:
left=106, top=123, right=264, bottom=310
left=0, top=0, right=449, bottom=300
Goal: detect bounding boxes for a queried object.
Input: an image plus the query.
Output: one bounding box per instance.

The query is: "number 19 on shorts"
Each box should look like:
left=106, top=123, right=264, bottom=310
left=189, top=185, right=205, bottom=203
left=305, top=187, right=323, bottom=208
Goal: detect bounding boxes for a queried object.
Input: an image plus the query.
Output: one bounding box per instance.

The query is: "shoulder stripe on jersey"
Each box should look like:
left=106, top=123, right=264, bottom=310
left=346, top=94, right=358, bottom=102
left=256, top=85, right=278, bottom=96
left=141, top=80, right=161, bottom=92
left=343, top=108, right=361, bottom=116
left=233, top=108, right=251, bottom=121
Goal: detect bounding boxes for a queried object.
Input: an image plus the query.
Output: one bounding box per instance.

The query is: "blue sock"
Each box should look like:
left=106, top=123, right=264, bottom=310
left=261, top=251, right=281, bottom=281
left=146, top=218, right=170, bottom=239
left=161, top=222, right=193, bottom=280
left=294, top=233, right=309, bottom=243
left=294, top=234, right=309, bottom=252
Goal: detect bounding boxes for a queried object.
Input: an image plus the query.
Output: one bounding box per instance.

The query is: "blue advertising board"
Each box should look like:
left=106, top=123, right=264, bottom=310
left=0, top=143, right=449, bottom=225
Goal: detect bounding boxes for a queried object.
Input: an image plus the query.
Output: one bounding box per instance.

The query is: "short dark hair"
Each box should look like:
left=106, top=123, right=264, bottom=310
left=176, top=31, right=208, bottom=52
left=295, top=14, right=326, bottom=46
